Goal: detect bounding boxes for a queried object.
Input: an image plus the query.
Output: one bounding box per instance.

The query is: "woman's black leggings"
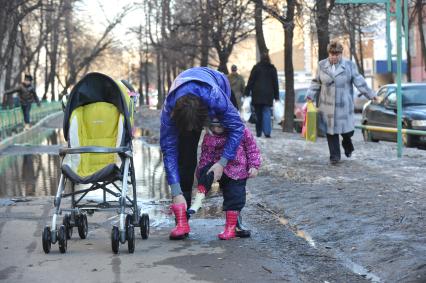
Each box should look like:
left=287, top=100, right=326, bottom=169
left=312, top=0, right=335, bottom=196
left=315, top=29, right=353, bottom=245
left=177, top=130, right=202, bottom=207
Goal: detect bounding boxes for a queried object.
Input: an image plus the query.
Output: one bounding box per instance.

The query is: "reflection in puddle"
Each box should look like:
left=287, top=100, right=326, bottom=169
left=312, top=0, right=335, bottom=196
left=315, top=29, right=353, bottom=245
left=0, top=154, right=61, bottom=197
left=0, top=135, right=169, bottom=205
left=2, top=128, right=66, bottom=149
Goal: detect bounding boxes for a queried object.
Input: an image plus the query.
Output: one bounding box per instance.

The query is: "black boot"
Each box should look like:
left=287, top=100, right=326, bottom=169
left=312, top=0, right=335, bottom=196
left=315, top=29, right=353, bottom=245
left=342, top=131, right=355, bottom=158
left=235, top=214, right=251, bottom=238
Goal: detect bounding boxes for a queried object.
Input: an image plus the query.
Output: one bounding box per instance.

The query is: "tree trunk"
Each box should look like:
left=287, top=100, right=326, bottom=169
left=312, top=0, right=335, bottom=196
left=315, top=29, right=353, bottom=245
left=4, top=27, right=17, bottom=108
left=357, top=27, right=365, bottom=76
left=200, top=0, right=210, bottom=66
left=139, top=60, right=144, bottom=106
left=144, top=5, right=150, bottom=106
left=316, top=0, right=332, bottom=61
left=156, top=51, right=163, bottom=110
left=403, top=6, right=412, bottom=82
left=49, top=24, right=59, bottom=101
left=64, top=0, right=75, bottom=94
left=161, top=52, right=167, bottom=101
left=254, top=0, right=269, bottom=57
left=144, top=55, right=149, bottom=106
left=43, top=39, right=50, bottom=100
left=217, top=51, right=230, bottom=74
left=282, top=0, right=296, bottom=133
left=406, top=39, right=412, bottom=82
left=416, top=0, right=426, bottom=72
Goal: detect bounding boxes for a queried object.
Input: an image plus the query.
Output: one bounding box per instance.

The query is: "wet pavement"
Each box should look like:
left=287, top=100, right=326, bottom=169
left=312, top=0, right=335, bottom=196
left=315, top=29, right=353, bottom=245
left=0, top=108, right=424, bottom=282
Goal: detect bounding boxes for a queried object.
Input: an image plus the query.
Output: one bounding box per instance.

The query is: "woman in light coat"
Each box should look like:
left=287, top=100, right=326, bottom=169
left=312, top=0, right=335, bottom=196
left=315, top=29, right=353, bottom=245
left=306, top=41, right=376, bottom=164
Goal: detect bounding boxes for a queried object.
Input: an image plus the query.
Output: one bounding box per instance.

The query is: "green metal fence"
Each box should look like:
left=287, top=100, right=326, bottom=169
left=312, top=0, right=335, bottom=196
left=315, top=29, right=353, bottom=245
left=0, top=102, right=61, bottom=139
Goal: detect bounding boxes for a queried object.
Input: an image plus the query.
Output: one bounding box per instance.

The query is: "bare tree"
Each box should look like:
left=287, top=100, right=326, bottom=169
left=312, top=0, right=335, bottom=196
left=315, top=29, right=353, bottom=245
left=208, top=0, right=254, bottom=74
left=254, top=0, right=302, bottom=132
left=414, top=0, right=426, bottom=72
left=302, top=0, right=335, bottom=61
left=0, top=0, right=43, bottom=107
left=61, top=3, right=132, bottom=95
left=253, top=0, right=269, bottom=56
left=330, top=4, right=383, bottom=76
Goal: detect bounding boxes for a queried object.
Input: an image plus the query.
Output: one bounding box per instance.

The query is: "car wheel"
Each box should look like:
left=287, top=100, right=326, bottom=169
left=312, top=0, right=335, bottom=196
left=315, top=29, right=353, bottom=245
left=294, top=122, right=302, bottom=133
left=402, top=123, right=415, bottom=147
left=362, top=123, right=379, bottom=142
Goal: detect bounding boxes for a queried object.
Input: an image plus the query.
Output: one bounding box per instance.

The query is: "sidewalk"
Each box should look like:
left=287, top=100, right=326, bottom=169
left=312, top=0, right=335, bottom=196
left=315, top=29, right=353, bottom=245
left=137, top=107, right=426, bottom=282
left=0, top=112, right=63, bottom=152
left=0, top=106, right=424, bottom=282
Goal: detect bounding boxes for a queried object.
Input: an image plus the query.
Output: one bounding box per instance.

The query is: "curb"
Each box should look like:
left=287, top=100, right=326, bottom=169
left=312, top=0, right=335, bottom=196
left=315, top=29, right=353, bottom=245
left=0, top=111, right=63, bottom=152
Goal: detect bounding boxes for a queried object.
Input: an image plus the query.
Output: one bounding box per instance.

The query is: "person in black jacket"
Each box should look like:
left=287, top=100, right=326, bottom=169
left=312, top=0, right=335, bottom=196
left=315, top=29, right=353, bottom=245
left=3, top=74, right=40, bottom=129
left=244, top=53, right=279, bottom=138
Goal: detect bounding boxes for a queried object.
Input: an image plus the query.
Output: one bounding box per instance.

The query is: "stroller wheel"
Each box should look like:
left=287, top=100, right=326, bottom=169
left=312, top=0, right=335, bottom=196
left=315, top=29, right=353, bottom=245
left=140, top=213, right=150, bottom=239
left=58, top=225, right=67, bottom=253
left=127, top=224, right=135, bottom=254
left=42, top=226, right=51, bottom=254
left=125, top=213, right=133, bottom=227
left=77, top=214, right=88, bottom=239
left=63, top=214, right=73, bottom=239
left=111, top=226, right=120, bottom=254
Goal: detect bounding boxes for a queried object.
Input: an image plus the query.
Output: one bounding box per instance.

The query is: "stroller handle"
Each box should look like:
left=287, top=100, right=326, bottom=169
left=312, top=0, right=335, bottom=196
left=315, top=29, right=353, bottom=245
left=59, top=146, right=132, bottom=157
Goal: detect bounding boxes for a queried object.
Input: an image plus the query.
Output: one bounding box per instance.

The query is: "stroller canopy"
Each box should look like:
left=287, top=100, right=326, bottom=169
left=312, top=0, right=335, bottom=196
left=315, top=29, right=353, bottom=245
left=63, top=72, right=133, bottom=143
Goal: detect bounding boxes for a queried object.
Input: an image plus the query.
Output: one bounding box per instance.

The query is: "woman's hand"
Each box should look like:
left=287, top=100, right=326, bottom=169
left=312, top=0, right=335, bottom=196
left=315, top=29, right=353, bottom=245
left=207, top=162, right=224, bottom=182
left=248, top=168, right=258, bottom=178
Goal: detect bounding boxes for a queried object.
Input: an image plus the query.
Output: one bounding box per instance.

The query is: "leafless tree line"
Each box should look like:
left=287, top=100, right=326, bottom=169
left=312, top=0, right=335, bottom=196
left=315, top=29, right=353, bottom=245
left=137, top=0, right=254, bottom=109
left=1, top=0, right=425, bottom=117
left=0, top=0, right=130, bottom=108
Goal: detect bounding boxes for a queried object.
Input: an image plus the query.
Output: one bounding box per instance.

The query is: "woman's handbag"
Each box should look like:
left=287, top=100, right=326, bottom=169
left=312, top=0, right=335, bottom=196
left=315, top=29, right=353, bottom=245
left=248, top=105, right=257, bottom=124
left=304, top=100, right=317, bottom=142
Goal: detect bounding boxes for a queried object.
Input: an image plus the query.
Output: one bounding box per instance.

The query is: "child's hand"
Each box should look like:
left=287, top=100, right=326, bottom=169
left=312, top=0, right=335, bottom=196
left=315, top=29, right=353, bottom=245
left=207, top=162, right=224, bottom=182
left=248, top=168, right=258, bottom=178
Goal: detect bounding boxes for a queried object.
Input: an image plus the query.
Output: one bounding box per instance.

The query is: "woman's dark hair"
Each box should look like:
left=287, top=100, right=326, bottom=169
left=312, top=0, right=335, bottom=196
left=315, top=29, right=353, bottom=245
left=327, top=40, right=343, bottom=54
left=172, top=94, right=208, bottom=133
left=260, top=51, right=270, bottom=64
left=24, top=73, right=33, bottom=82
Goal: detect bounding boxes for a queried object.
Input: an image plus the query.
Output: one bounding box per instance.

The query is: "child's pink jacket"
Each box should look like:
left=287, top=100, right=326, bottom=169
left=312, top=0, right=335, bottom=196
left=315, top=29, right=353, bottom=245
left=197, top=127, right=261, bottom=180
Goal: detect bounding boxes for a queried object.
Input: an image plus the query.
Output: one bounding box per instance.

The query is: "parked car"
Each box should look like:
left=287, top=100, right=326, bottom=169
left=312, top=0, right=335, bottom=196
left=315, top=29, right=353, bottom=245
left=354, top=89, right=369, bottom=113
left=361, top=83, right=426, bottom=147
left=279, top=88, right=308, bottom=132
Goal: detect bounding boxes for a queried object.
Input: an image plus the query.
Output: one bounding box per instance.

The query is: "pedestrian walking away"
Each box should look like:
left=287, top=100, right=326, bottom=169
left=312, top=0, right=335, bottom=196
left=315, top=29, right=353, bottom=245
left=188, top=117, right=261, bottom=240
left=244, top=52, right=279, bottom=138
left=228, top=64, right=246, bottom=110
left=160, top=67, right=244, bottom=240
left=3, top=73, right=41, bottom=130
left=306, top=40, right=377, bottom=165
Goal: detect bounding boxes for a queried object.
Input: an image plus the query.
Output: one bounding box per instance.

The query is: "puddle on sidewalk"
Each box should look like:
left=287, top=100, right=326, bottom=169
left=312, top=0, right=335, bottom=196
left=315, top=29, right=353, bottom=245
left=0, top=131, right=169, bottom=201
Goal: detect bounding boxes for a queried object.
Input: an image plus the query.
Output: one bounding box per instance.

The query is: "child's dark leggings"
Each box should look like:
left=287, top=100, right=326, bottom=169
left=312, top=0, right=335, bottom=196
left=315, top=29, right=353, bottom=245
left=198, top=164, right=247, bottom=211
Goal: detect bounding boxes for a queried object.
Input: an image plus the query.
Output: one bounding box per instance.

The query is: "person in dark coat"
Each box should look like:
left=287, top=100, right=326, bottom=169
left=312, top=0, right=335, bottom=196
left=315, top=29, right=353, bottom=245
left=244, top=53, right=279, bottom=138
left=3, top=74, right=40, bottom=129
left=228, top=64, right=245, bottom=110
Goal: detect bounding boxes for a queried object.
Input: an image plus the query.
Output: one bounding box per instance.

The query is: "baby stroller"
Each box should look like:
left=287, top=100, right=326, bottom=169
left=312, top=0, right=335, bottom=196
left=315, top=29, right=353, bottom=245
left=41, top=72, right=149, bottom=254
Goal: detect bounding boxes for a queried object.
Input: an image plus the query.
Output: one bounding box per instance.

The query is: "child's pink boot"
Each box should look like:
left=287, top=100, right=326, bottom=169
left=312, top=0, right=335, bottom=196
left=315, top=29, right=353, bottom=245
left=218, top=211, right=239, bottom=240
left=170, top=203, right=190, bottom=240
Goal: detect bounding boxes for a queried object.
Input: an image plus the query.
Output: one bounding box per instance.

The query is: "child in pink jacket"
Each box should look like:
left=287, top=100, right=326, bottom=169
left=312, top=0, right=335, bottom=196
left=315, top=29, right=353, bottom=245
left=188, top=118, right=261, bottom=240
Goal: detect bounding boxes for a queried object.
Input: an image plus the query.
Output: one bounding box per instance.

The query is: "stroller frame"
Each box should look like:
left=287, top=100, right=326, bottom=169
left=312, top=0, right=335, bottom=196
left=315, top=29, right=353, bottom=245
left=42, top=73, right=149, bottom=254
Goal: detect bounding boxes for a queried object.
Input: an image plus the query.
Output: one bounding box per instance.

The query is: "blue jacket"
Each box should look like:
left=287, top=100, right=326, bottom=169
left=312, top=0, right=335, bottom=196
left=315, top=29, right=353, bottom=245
left=160, top=67, right=244, bottom=186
